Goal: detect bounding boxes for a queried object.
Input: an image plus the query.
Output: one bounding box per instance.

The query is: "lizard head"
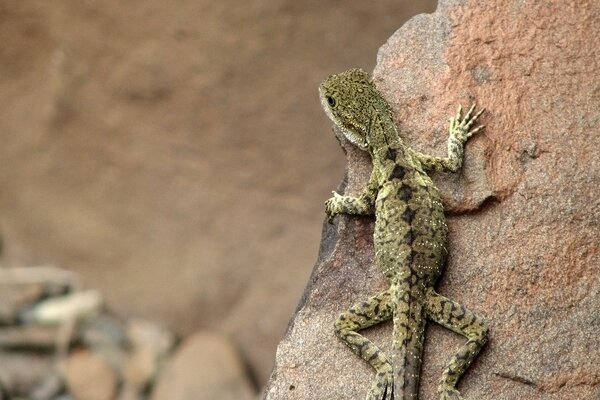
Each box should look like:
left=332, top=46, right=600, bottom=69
left=319, top=68, right=391, bottom=151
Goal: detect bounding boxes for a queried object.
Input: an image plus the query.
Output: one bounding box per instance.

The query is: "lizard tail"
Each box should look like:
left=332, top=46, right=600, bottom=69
left=391, top=279, right=426, bottom=400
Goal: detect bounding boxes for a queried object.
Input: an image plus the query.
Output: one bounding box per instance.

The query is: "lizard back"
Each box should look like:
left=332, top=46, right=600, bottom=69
left=373, top=144, right=448, bottom=285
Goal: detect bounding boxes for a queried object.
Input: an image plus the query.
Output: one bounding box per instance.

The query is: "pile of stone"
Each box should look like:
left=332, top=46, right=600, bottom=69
left=0, top=266, right=256, bottom=400
left=0, top=265, right=175, bottom=400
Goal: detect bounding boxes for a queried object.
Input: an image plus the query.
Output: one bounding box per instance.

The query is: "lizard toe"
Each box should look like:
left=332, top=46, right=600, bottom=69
left=366, top=370, right=394, bottom=400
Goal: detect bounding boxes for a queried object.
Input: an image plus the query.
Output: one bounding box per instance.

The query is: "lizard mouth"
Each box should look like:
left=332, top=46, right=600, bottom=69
left=339, top=126, right=368, bottom=150
left=336, top=110, right=369, bottom=149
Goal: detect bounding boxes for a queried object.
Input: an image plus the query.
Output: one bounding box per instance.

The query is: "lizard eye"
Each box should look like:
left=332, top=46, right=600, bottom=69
left=327, top=96, right=337, bottom=107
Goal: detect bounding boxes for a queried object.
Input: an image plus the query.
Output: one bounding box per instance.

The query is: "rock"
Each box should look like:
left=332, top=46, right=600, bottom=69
left=30, top=373, right=63, bottom=400
left=21, top=290, right=103, bottom=326
left=0, top=326, right=66, bottom=350
left=150, top=331, right=255, bottom=400
left=0, top=266, right=79, bottom=324
left=264, top=1, right=600, bottom=399
left=81, top=315, right=128, bottom=350
left=0, top=266, right=79, bottom=292
left=0, top=352, right=53, bottom=398
left=122, top=318, right=175, bottom=391
left=0, top=285, right=45, bottom=324
left=126, top=318, right=174, bottom=356
left=62, top=350, right=118, bottom=400
left=79, top=315, right=128, bottom=376
left=114, top=384, right=139, bottom=400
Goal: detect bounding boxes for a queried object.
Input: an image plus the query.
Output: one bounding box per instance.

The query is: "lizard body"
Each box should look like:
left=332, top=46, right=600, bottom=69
left=320, top=68, right=488, bottom=400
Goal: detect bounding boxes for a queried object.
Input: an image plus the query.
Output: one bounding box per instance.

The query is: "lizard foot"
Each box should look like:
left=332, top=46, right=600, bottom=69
left=449, top=104, right=485, bottom=143
left=366, top=370, right=394, bottom=400
left=438, top=384, right=465, bottom=400
left=324, top=191, right=344, bottom=223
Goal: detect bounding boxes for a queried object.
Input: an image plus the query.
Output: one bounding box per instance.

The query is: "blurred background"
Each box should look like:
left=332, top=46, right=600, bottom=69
left=0, top=1, right=436, bottom=398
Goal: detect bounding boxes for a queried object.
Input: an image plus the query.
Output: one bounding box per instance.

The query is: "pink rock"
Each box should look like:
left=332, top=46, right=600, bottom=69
left=264, top=1, right=600, bottom=399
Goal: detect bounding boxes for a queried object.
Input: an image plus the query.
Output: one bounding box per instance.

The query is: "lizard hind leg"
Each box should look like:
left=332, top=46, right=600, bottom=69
left=424, top=288, right=489, bottom=400
left=334, top=288, right=395, bottom=400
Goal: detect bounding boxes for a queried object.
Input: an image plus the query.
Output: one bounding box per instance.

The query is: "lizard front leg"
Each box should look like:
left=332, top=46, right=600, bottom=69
left=334, top=289, right=395, bottom=400
left=425, top=287, right=489, bottom=400
left=412, top=104, right=485, bottom=173
left=325, top=169, right=379, bottom=222
left=325, top=191, right=373, bottom=221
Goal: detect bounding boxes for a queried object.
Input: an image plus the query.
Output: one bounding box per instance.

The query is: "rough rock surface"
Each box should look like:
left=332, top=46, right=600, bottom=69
left=264, top=1, right=600, bottom=399
left=0, top=1, right=435, bottom=385
left=150, top=331, right=255, bottom=400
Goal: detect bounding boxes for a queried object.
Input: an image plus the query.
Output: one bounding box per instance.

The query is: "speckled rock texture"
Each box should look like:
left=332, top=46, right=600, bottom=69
left=264, top=1, right=600, bottom=399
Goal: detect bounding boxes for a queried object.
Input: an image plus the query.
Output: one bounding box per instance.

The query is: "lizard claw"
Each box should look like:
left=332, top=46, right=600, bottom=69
left=325, top=191, right=343, bottom=223
left=451, top=104, right=485, bottom=142
left=366, top=370, right=394, bottom=400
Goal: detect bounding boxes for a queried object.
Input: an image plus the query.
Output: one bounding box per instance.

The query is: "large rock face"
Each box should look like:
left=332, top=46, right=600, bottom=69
left=264, top=1, right=600, bottom=399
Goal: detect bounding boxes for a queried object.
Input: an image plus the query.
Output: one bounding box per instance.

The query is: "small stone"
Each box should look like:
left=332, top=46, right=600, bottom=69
left=81, top=315, right=128, bottom=349
left=62, top=350, right=118, bottom=400
left=29, top=373, right=63, bottom=400
left=80, top=315, right=128, bottom=376
left=150, top=331, right=255, bottom=400
left=123, top=318, right=175, bottom=390
left=21, top=290, right=103, bottom=326
left=52, top=396, right=75, bottom=400
left=126, top=318, right=174, bottom=354
left=114, top=384, right=139, bottom=400
left=0, top=325, right=66, bottom=350
left=0, top=352, right=53, bottom=398
left=0, top=266, right=79, bottom=294
left=0, top=285, right=45, bottom=324
left=0, top=265, right=80, bottom=325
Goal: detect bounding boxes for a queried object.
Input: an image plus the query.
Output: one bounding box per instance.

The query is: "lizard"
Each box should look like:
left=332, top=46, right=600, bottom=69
left=320, top=68, right=489, bottom=400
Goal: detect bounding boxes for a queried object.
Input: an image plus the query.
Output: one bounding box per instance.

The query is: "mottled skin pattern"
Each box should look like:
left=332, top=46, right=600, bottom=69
left=320, top=69, right=489, bottom=400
